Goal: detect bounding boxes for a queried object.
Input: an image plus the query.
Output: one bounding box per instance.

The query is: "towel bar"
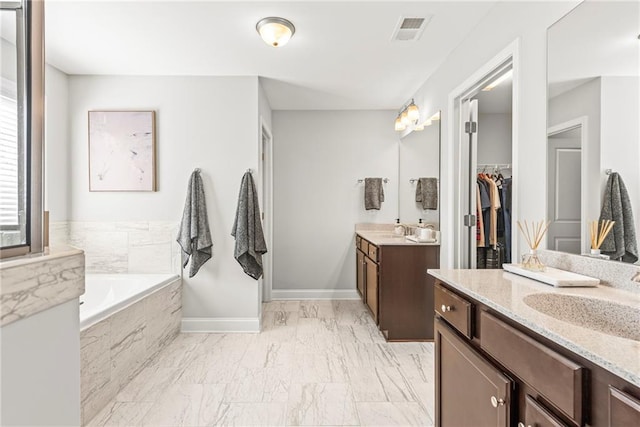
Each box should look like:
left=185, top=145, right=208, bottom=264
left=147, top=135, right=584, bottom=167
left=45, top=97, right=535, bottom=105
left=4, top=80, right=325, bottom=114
left=357, top=178, right=389, bottom=184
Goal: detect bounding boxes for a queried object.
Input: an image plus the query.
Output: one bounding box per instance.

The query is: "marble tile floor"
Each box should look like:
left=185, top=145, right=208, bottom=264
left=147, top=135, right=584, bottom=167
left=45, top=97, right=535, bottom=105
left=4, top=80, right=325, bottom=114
left=88, top=300, right=436, bottom=426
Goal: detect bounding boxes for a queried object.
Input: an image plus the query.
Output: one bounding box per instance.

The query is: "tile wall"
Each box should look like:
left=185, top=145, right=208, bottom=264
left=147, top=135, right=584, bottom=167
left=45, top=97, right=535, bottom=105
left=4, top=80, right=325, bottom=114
left=50, top=221, right=181, bottom=275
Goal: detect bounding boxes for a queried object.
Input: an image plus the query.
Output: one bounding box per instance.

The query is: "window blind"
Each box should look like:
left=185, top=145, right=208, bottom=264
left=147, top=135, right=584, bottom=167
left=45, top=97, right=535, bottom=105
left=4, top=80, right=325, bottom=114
left=0, top=80, right=19, bottom=228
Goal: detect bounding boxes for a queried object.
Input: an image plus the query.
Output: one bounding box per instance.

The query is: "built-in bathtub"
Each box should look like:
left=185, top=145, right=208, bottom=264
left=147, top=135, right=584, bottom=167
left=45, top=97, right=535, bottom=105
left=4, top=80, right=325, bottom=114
left=80, top=274, right=182, bottom=424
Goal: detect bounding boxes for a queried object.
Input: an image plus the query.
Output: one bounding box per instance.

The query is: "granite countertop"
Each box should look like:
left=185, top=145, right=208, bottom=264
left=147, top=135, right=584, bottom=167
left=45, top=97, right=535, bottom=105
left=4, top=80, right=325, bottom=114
left=427, top=268, right=640, bottom=387
left=356, top=230, right=440, bottom=246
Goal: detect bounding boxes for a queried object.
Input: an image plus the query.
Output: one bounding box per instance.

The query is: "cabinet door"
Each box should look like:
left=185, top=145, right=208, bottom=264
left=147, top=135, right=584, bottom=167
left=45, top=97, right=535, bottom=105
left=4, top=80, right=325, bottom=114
left=356, top=249, right=365, bottom=299
left=609, top=386, right=640, bottom=427
left=365, top=256, right=378, bottom=322
left=435, top=318, right=512, bottom=427
left=523, top=395, right=569, bottom=427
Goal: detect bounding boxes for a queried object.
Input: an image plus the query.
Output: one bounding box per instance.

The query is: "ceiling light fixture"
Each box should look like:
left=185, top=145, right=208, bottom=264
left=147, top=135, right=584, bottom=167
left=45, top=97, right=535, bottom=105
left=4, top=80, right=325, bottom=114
left=394, top=99, right=420, bottom=132
left=256, top=17, right=295, bottom=48
left=482, top=69, right=513, bottom=92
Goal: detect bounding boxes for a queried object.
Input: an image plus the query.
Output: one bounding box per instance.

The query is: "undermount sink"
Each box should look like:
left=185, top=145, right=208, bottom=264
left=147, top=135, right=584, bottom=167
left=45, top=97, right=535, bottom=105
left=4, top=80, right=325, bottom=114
left=523, top=293, right=640, bottom=341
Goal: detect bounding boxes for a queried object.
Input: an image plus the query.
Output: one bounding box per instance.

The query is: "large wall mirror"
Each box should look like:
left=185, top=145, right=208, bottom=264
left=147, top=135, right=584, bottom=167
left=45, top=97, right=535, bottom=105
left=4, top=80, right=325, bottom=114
left=398, top=112, right=441, bottom=228
left=547, top=1, right=639, bottom=264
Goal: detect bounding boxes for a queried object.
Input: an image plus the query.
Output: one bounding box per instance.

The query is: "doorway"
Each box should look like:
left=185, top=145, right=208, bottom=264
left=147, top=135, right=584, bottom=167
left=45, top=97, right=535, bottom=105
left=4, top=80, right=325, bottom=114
left=547, top=117, right=587, bottom=254
left=260, top=120, right=273, bottom=302
left=449, top=41, right=519, bottom=269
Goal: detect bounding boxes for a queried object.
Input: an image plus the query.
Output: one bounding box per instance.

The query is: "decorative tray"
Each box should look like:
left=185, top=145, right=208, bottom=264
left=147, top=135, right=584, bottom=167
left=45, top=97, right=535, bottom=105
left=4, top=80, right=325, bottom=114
left=503, top=263, right=599, bottom=287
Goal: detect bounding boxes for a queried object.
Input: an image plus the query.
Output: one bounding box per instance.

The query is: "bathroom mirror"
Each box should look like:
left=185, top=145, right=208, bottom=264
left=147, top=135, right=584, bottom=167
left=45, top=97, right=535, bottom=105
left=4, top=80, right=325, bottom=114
left=398, top=112, right=441, bottom=227
left=547, top=1, right=639, bottom=262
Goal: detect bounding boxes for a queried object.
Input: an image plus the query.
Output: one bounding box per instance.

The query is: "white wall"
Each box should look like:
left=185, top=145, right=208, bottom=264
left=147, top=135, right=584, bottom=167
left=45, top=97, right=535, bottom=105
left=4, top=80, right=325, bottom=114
left=477, top=113, right=512, bottom=165
left=66, top=76, right=262, bottom=327
left=1, top=300, right=81, bottom=426
left=1, top=37, right=17, bottom=82
left=398, top=122, right=440, bottom=225
left=407, top=0, right=579, bottom=267
left=45, top=65, right=70, bottom=221
left=272, top=110, right=398, bottom=294
left=600, top=76, right=640, bottom=239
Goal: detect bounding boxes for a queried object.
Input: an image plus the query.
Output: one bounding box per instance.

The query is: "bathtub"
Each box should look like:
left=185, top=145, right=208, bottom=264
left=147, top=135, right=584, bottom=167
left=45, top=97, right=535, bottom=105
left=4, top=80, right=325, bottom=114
left=80, top=273, right=182, bottom=424
left=80, top=273, right=180, bottom=329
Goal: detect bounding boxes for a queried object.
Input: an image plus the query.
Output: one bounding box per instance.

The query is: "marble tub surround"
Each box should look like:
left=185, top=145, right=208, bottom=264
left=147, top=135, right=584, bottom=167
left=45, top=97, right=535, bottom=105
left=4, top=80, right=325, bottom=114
left=87, top=300, right=435, bottom=426
left=428, top=269, right=640, bottom=387
left=0, top=246, right=84, bottom=326
left=538, top=249, right=640, bottom=294
left=50, top=221, right=181, bottom=274
left=81, top=277, right=182, bottom=424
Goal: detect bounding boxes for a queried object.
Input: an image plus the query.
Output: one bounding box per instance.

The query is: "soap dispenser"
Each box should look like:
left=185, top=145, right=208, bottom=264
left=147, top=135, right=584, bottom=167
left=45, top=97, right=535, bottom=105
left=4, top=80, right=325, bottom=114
left=393, top=219, right=404, bottom=236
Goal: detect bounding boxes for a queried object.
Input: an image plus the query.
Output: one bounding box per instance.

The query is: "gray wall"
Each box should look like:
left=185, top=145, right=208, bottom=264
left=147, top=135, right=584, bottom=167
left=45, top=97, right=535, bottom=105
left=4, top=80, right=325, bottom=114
left=477, top=113, right=512, bottom=165
left=272, top=110, right=398, bottom=295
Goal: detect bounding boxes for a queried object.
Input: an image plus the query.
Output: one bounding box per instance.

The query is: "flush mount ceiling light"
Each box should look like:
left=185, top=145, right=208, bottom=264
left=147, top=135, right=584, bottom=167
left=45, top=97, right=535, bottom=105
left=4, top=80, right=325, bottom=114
left=256, top=17, right=295, bottom=47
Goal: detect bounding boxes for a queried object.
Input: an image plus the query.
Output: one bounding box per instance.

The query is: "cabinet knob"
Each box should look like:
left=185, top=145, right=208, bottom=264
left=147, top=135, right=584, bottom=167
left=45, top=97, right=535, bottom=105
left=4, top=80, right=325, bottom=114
left=441, top=304, right=452, bottom=312
left=490, top=396, right=505, bottom=408
left=517, top=423, right=531, bottom=427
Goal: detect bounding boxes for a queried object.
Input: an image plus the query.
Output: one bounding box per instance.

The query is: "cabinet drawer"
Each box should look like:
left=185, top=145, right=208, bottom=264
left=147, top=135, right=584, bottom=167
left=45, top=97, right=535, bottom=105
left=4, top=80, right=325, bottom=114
left=524, top=395, right=569, bottom=427
left=359, top=238, right=369, bottom=254
left=609, top=386, right=640, bottom=426
left=368, top=244, right=378, bottom=262
left=480, top=311, right=584, bottom=425
left=434, top=283, right=473, bottom=339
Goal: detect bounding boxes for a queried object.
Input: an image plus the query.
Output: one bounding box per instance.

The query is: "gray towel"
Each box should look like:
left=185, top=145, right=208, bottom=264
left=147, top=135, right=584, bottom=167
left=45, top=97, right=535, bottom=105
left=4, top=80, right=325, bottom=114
left=176, top=171, right=212, bottom=277
left=599, top=172, right=638, bottom=263
left=231, top=172, right=267, bottom=280
left=416, top=177, right=438, bottom=210
left=364, top=178, right=385, bottom=210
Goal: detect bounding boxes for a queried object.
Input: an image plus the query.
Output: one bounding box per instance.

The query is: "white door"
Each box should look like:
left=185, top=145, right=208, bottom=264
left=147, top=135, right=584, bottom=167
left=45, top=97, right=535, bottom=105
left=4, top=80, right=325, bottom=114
left=459, top=98, right=478, bottom=268
left=547, top=129, right=582, bottom=254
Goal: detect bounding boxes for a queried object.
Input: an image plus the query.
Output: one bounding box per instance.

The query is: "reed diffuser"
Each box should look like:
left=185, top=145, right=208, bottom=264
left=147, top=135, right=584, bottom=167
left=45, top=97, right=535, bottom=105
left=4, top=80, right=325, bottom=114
left=589, top=220, right=615, bottom=256
left=517, top=220, right=550, bottom=271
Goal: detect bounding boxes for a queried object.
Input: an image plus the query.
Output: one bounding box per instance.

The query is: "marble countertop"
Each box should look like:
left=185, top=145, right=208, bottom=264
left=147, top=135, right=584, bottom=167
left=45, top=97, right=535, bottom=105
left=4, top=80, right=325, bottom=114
left=427, top=269, right=640, bottom=387
left=356, top=231, right=440, bottom=247
left=1, top=246, right=85, bottom=326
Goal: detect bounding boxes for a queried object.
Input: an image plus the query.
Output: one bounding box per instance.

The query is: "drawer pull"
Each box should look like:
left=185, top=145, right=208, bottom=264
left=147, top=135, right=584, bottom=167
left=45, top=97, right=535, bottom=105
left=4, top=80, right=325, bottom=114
left=441, top=304, right=453, bottom=312
left=490, top=396, right=505, bottom=408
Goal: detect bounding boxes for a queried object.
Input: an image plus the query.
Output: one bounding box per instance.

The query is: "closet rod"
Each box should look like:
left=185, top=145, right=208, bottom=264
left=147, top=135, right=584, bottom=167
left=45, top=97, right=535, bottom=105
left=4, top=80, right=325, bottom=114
left=477, top=163, right=512, bottom=171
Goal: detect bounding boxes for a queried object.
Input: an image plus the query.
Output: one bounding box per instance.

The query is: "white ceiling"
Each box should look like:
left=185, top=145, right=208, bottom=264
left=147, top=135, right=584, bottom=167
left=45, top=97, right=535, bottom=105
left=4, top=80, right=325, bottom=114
left=40, top=1, right=498, bottom=110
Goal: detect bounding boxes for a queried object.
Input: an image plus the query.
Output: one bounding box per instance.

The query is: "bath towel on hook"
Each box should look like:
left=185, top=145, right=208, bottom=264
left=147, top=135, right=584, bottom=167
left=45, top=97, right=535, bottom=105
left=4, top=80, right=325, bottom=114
left=232, top=170, right=267, bottom=280
left=176, top=169, right=212, bottom=277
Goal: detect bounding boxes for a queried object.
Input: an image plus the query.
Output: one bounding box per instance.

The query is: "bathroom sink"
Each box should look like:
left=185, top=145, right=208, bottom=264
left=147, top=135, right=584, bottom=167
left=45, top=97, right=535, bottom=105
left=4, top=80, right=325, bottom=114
left=523, top=293, right=640, bottom=341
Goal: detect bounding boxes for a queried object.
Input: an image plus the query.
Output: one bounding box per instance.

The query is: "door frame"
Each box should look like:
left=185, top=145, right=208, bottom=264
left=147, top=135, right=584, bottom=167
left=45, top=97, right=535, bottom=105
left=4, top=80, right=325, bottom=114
left=259, top=118, right=273, bottom=303
left=446, top=39, right=520, bottom=268
left=547, top=116, right=588, bottom=253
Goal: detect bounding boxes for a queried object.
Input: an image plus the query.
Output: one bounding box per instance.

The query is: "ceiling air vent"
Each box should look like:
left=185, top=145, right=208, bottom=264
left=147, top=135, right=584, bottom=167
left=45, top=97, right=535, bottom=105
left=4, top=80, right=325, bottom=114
left=391, top=16, right=431, bottom=42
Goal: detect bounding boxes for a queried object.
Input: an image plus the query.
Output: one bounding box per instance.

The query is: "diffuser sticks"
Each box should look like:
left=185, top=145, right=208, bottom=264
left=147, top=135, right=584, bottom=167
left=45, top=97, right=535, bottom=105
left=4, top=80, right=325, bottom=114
left=516, top=220, right=550, bottom=251
left=590, top=220, right=615, bottom=250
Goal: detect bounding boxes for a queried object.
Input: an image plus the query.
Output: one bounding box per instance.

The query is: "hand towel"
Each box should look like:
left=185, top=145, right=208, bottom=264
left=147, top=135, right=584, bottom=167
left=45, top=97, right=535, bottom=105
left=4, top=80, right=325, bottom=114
left=599, top=172, right=638, bottom=263
left=364, top=178, right=384, bottom=210
left=231, top=172, right=268, bottom=280
left=415, top=177, right=438, bottom=210
left=176, top=170, right=212, bottom=277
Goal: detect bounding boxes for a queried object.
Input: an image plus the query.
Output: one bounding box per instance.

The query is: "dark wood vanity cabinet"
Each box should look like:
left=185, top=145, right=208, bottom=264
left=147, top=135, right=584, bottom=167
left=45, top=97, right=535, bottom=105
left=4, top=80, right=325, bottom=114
left=435, top=317, right=513, bottom=426
left=355, top=235, right=439, bottom=341
left=434, top=280, right=640, bottom=427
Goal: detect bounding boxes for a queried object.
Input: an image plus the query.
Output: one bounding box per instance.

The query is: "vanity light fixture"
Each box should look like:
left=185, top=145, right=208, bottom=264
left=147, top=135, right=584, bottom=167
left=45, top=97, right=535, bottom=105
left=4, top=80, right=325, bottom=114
left=256, top=17, right=295, bottom=47
left=482, top=69, right=513, bottom=91
left=394, top=98, right=420, bottom=131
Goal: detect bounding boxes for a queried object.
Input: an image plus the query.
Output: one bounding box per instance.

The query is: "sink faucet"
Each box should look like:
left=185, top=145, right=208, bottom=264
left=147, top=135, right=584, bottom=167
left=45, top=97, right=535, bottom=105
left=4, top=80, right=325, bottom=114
left=394, top=223, right=409, bottom=236
left=632, top=271, right=640, bottom=282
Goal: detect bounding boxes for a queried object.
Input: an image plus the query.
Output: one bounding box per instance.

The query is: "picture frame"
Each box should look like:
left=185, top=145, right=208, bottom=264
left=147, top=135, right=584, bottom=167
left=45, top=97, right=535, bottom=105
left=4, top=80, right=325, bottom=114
left=88, top=110, right=157, bottom=192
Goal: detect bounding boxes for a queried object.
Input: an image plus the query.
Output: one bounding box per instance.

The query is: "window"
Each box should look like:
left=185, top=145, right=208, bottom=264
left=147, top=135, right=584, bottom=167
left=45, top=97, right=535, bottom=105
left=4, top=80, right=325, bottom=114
left=0, top=1, right=44, bottom=258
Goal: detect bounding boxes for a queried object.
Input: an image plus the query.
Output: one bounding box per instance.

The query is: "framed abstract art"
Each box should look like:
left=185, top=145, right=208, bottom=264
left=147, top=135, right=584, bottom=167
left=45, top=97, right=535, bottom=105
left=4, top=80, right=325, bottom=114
left=88, top=110, right=157, bottom=191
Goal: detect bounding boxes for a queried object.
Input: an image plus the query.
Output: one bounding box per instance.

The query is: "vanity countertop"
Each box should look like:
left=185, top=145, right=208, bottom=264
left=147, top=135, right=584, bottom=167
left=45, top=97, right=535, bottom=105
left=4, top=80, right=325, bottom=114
left=427, top=268, right=640, bottom=387
left=356, top=230, right=440, bottom=246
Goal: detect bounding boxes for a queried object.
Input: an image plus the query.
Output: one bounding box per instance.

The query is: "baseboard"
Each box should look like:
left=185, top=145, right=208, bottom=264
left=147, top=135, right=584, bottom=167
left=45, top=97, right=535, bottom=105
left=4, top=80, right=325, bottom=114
left=181, top=317, right=260, bottom=333
left=270, top=289, right=360, bottom=300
